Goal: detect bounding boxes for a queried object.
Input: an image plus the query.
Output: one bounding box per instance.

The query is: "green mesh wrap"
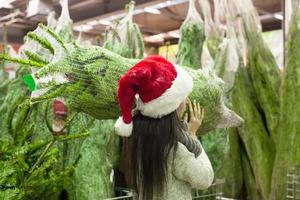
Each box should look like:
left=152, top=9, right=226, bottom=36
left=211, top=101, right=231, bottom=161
left=103, top=1, right=144, bottom=59
left=176, top=0, right=205, bottom=69
left=270, top=1, right=300, bottom=199
left=200, top=0, right=224, bottom=59
left=55, top=0, right=73, bottom=43
left=1, top=24, right=243, bottom=134
left=68, top=120, right=120, bottom=199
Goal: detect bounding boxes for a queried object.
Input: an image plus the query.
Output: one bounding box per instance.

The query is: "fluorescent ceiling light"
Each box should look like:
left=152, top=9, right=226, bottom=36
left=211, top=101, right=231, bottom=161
left=81, top=25, right=93, bottom=31
left=144, top=7, right=161, bottom=15
left=259, top=14, right=273, bottom=21
left=144, top=29, right=181, bottom=43
left=99, top=20, right=112, bottom=26
left=87, top=20, right=99, bottom=26
left=74, top=24, right=93, bottom=32
left=99, top=0, right=186, bottom=22
left=76, top=0, right=188, bottom=30
left=0, top=0, right=16, bottom=9
left=168, top=30, right=180, bottom=38
left=273, top=13, right=283, bottom=20
left=73, top=26, right=81, bottom=31
left=144, top=33, right=165, bottom=43
left=155, top=0, right=187, bottom=9
left=157, top=3, right=165, bottom=8
left=26, top=0, right=40, bottom=17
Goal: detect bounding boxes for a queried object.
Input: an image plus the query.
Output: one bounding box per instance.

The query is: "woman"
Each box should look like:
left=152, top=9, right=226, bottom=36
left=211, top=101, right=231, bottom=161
left=115, top=56, right=214, bottom=200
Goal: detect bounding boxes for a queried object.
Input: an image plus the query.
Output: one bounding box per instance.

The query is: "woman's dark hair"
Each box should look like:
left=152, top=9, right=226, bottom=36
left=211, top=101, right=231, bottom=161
left=123, top=111, right=180, bottom=200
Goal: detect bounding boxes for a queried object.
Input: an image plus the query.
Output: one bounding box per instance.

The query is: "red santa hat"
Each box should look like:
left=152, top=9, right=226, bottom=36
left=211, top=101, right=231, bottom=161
left=115, top=55, right=193, bottom=137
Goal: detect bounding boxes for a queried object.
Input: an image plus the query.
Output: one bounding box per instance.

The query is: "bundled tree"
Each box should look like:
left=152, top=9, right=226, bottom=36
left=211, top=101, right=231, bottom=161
left=209, top=0, right=300, bottom=199
left=199, top=0, right=224, bottom=60
left=1, top=23, right=243, bottom=134
left=0, top=101, right=89, bottom=200
left=0, top=52, right=89, bottom=199
left=176, top=0, right=205, bottom=69
left=103, top=1, right=144, bottom=59
left=270, top=0, right=300, bottom=199
left=55, top=0, right=73, bottom=43
left=0, top=1, right=116, bottom=199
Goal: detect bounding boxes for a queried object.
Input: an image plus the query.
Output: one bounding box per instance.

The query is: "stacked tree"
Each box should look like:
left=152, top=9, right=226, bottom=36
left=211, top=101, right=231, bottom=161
left=270, top=0, right=300, bottom=198
left=211, top=0, right=300, bottom=199
left=103, top=1, right=144, bottom=59
left=176, top=0, right=205, bottom=69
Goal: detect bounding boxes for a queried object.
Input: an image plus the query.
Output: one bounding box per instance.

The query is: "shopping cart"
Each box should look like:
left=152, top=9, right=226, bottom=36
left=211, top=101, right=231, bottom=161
left=104, top=179, right=225, bottom=200
left=192, top=179, right=225, bottom=200
left=103, top=187, right=135, bottom=200
left=286, top=165, right=300, bottom=200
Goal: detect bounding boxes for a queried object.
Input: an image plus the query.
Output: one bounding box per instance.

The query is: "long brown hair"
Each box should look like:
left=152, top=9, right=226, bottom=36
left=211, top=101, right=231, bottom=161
left=123, top=111, right=180, bottom=200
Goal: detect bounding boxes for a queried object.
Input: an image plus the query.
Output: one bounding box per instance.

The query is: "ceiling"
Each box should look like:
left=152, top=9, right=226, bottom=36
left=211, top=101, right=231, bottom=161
left=0, top=0, right=282, bottom=45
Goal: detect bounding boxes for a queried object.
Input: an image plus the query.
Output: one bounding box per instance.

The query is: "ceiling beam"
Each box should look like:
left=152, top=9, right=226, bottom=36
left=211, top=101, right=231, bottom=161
left=70, top=0, right=100, bottom=10
left=0, top=9, right=23, bottom=22
left=160, top=7, right=185, bottom=21
left=139, top=26, right=163, bottom=35
left=73, top=0, right=188, bottom=26
left=0, top=18, right=23, bottom=28
left=69, top=0, right=152, bottom=22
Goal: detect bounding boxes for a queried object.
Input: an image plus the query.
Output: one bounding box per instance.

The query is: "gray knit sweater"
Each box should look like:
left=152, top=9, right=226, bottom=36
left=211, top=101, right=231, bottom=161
left=134, top=140, right=214, bottom=200
left=158, top=142, right=213, bottom=200
left=178, top=121, right=202, bottom=157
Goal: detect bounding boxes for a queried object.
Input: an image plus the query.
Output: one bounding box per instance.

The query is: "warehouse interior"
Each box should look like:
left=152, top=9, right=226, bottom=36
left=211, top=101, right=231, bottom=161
left=0, top=0, right=282, bottom=43
left=1, top=0, right=300, bottom=200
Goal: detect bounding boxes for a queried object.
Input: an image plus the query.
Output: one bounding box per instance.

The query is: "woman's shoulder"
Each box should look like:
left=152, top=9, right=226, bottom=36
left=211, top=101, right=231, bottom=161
left=168, top=142, right=195, bottom=163
left=176, top=142, right=194, bottom=156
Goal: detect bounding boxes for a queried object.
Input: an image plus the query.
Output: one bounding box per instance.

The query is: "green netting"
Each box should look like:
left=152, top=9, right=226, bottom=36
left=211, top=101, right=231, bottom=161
left=0, top=24, right=244, bottom=134
left=214, top=26, right=239, bottom=92
left=47, top=11, right=58, bottom=30
left=55, top=0, right=73, bottom=43
left=270, top=1, right=300, bottom=199
left=103, top=1, right=144, bottom=59
left=176, top=0, right=205, bottom=69
left=214, top=0, right=279, bottom=198
left=68, top=120, right=120, bottom=199
left=200, top=0, right=224, bottom=59
left=237, top=0, right=280, bottom=137
left=201, top=128, right=228, bottom=169
left=47, top=2, right=120, bottom=198
left=0, top=1, right=121, bottom=199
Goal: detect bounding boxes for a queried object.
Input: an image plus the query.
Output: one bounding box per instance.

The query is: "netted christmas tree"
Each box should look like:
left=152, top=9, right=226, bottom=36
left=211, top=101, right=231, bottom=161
left=0, top=0, right=120, bottom=199
left=176, top=0, right=205, bottom=69
left=209, top=0, right=295, bottom=199
left=0, top=24, right=243, bottom=133
left=103, top=1, right=144, bottom=59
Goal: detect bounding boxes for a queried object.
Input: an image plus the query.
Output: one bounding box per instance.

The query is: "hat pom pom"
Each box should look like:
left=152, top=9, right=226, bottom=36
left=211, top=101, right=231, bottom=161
left=115, top=117, right=133, bottom=137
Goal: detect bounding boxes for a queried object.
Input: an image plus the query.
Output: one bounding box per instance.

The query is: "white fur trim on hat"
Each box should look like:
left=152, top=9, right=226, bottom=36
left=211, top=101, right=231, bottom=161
left=136, top=65, right=193, bottom=118
left=115, top=117, right=133, bottom=137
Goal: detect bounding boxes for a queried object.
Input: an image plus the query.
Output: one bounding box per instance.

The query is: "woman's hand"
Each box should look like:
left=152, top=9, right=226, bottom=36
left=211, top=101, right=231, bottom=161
left=184, top=99, right=204, bottom=136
